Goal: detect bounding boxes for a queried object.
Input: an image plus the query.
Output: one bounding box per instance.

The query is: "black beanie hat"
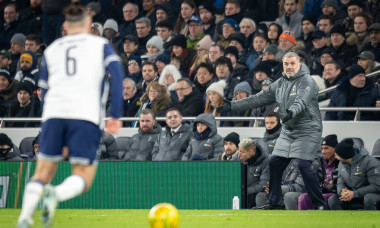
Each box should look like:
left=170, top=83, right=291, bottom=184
left=330, top=24, right=345, bottom=37
left=322, top=134, right=338, bottom=148
left=0, top=68, right=12, bottom=83
left=302, top=15, right=317, bottom=27
left=224, top=46, right=239, bottom=60
left=224, top=132, right=240, bottom=147
left=0, top=133, right=13, bottom=147
left=171, top=34, right=187, bottom=49
left=254, top=61, right=273, bottom=77
left=229, top=32, right=247, bottom=49
left=17, top=81, right=33, bottom=95
left=335, top=138, right=355, bottom=159
left=348, top=64, right=365, bottom=79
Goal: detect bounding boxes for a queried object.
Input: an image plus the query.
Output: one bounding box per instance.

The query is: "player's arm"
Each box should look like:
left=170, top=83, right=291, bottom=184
left=38, top=56, right=49, bottom=111
left=104, top=43, right=124, bottom=133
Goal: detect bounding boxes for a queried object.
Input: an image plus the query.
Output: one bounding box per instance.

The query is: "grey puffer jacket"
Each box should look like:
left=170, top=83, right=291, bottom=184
left=241, top=143, right=270, bottom=195
left=255, top=124, right=281, bottom=155
left=231, top=64, right=322, bottom=161
left=152, top=123, right=193, bottom=161
left=182, top=113, right=224, bottom=160
left=336, top=147, right=380, bottom=197
left=123, top=124, right=162, bottom=161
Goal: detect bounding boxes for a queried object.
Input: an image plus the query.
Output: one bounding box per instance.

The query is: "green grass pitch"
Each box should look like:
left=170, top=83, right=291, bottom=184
left=2, top=209, right=380, bottom=228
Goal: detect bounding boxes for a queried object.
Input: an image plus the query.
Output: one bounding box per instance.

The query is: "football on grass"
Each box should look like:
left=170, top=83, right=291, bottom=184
left=148, top=203, right=180, bottom=228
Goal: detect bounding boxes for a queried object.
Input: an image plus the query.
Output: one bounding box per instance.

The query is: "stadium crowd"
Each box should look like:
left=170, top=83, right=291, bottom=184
left=1, top=0, right=380, bottom=210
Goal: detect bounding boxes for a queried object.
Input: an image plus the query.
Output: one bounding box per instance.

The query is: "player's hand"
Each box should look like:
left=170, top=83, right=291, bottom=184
left=216, top=98, right=231, bottom=113
left=105, top=118, right=122, bottom=134
left=282, top=110, right=293, bottom=123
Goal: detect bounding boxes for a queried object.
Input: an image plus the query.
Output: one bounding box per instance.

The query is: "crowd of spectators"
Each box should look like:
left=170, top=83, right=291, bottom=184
left=1, top=0, right=380, bottom=125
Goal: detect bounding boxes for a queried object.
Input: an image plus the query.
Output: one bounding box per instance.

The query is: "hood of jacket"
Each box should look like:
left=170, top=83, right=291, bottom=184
left=193, top=113, right=217, bottom=137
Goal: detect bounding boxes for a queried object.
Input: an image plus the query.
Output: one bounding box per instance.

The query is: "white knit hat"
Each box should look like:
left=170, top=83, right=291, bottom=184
left=103, top=19, right=118, bottom=33
left=197, top=35, right=212, bottom=50
left=91, top=22, right=103, bottom=35
left=146, top=35, right=164, bottom=52
left=206, top=80, right=227, bottom=98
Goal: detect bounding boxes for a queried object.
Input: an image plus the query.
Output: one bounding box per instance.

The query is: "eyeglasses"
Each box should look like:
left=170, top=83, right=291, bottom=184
left=188, top=24, right=201, bottom=28
left=175, top=87, right=190, bottom=91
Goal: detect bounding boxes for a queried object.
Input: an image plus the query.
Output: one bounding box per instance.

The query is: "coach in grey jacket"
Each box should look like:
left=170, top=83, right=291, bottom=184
left=217, top=52, right=326, bottom=209
left=328, top=139, right=380, bottom=210
left=182, top=113, right=224, bottom=161
left=152, top=108, right=193, bottom=161
left=123, top=109, right=162, bottom=161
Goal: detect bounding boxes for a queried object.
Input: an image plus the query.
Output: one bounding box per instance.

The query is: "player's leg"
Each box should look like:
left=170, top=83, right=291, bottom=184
left=267, top=156, right=290, bottom=207
left=17, top=119, right=65, bottom=227
left=296, top=159, right=326, bottom=209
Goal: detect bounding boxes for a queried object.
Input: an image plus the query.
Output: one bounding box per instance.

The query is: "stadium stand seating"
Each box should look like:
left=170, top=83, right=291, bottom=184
left=115, top=136, right=132, bottom=159
left=19, top=137, right=34, bottom=158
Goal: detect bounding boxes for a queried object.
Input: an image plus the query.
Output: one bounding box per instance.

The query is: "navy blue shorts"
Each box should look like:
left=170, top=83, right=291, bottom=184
left=37, top=119, right=102, bottom=165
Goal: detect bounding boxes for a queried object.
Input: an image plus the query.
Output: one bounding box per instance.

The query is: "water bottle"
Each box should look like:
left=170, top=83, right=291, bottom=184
left=232, top=196, right=240, bottom=210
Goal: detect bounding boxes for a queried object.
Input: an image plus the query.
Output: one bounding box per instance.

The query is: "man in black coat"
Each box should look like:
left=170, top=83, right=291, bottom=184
left=172, top=78, right=204, bottom=117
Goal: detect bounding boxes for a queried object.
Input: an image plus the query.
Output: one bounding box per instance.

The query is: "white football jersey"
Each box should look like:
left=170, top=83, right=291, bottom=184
left=39, top=33, right=121, bottom=125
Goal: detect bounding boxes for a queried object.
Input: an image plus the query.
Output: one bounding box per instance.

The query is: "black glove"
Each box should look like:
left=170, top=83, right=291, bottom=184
left=216, top=98, right=231, bottom=113
left=282, top=110, right=293, bottom=123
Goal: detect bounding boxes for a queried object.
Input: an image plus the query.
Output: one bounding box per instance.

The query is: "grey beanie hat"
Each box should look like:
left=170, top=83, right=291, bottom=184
left=233, top=81, right=252, bottom=96
left=103, top=19, right=118, bottom=33
left=86, top=2, right=101, bottom=14
left=263, top=44, right=278, bottom=55
left=321, top=0, right=339, bottom=10
left=10, top=33, right=26, bottom=46
left=146, top=35, right=164, bottom=52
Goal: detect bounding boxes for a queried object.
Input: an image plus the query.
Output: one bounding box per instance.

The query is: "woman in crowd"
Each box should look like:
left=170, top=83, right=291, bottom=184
left=158, top=64, right=182, bottom=101
left=204, top=80, right=226, bottom=118
left=146, top=35, right=164, bottom=62
left=267, top=23, right=283, bottom=45
left=189, top=35, right=212, bottom=80
left=173, top=0, right=197, bottom=36
left=170, top=34, right=196, bottom=77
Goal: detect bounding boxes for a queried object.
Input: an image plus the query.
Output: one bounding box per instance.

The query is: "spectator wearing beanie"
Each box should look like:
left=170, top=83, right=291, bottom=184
left=298, top=134, right=340, bottom=210
left=250, top=61, right=274, bottom=95
left=276, top=0, right=303, bottom=38
left=224, top=46, right=248, bottom=79
left=86, top=2, right=105, bottom=24
left=155, top=53, right=171, bottom=74
left=189, top=35, right=212, bottom=80
left=9, top=33, right=26, bottom=75
left=299, top=15, right=317, bottom=53
left=90, top=23, right=103, bottom=36
left=329, top=138, right=380, bottom=210
left=103, top=19, right=123, bottom=54
left=205, top=80, right=227, bottom=118
left=361, top=23, right=380, bottom=62
left=329, top=23, right=359, bottom=68
left=0, top=68, right=19, bottom=116
left=198, top=4, right=217, bottom=39
left=170, top=34, right=196, bottom=77
left=325, top=64, right=380, bottom=121
left=14, top=51, right=38, bottom=87
left=0, top=133, right=23, bottom=161
left=309, top=30, right=329, bottom=75
left=6, top=81, right=37, bottom=127
left=229, top=32, right=248, bottom=64
left=342, top=0, right=365, bottom=32
left=218, top=132, right=240, bottom=161
left=217, top=18, right=239, bottom=49
left=158, top=64, right=182, bottom=101
left=127, top=56, right=143, bottom=84
left=187, top=16, right=206, bottom=50
left=224, top=81, right=252, bottom=127
left=146, top=35, right=164, bottom=62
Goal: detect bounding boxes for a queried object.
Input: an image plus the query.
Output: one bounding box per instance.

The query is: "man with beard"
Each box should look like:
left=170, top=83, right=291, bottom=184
left=123, top=109, right=162, bottom=161
left=217, top=52, right=327, bottom=210
left=277, top=0, right=303, bottom=38
left=219, top=132, right=240, bottom=161
left=14, top=51, right=38, bottom=87
left=361, top=23, right=380, bottom=62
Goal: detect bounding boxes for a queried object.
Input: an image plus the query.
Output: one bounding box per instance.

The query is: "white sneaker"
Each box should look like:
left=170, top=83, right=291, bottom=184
left=41, top=184, right=58, bottom=227
left=16, top=219, right=32, bottom=228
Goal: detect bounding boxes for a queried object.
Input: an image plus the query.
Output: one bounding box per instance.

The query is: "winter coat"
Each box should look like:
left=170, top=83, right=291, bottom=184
left=249, top=102, right=278, bottom=127
left=329, top=40, right=358, bottom=69
left=182, top=113, right=224, bottom=160
left=152, top=123, right=193, bottom=161
left=98, top=134, right=119, bottom=160
left=171, top=87, right=205, bottom=117
left=361, top=42, right=380, bottom=62
left=0, top=80, right=19, bottom=117
left=224, top=66, right=250, bottom=101
left=336, top=147, right=380, bottom=197
left=193, top=75, right=219, bottom=100
left=325, top=78, right=380, bottom=121
left=276, top=11, right=303, bottom=38
left=187, top=33, right=206, bottom=50
left=308, top=46, right=329, bottom=76
left=255, top=124, right=281, bottom=155
left=281, top=159, right=306, bottom=194
left=317, top=157, right=339, bottom=194
left=242, top=143, right=270, bottom=195
left=123, top=124, right=162, bottom=161
left=0, top=144, right=24, bottom=161
left=231, top=64, right=322, bottom=161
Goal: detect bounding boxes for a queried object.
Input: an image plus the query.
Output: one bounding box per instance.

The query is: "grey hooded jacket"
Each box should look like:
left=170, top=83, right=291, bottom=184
left=152, top=123, right=193, bottom=161
left=336, top=147, right=380, bottom=198
left=231, top=64, right=322, bottom=161
left=182, top=113, right=224, bottom=160
left=123, top=124, right=162, bottom=161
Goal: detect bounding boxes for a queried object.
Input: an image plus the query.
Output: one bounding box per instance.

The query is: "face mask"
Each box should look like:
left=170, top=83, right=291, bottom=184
left=0, top=147, right=11, bottom=158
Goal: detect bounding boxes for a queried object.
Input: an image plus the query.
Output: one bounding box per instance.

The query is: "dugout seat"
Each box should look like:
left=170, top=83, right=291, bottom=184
left=115, top=136, right=132, bottom=159
left=371, top=138, right=380, bottom=159
left=342, top=137, right=364, bottom=148
left=19, top=137, right=35, bottom=158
